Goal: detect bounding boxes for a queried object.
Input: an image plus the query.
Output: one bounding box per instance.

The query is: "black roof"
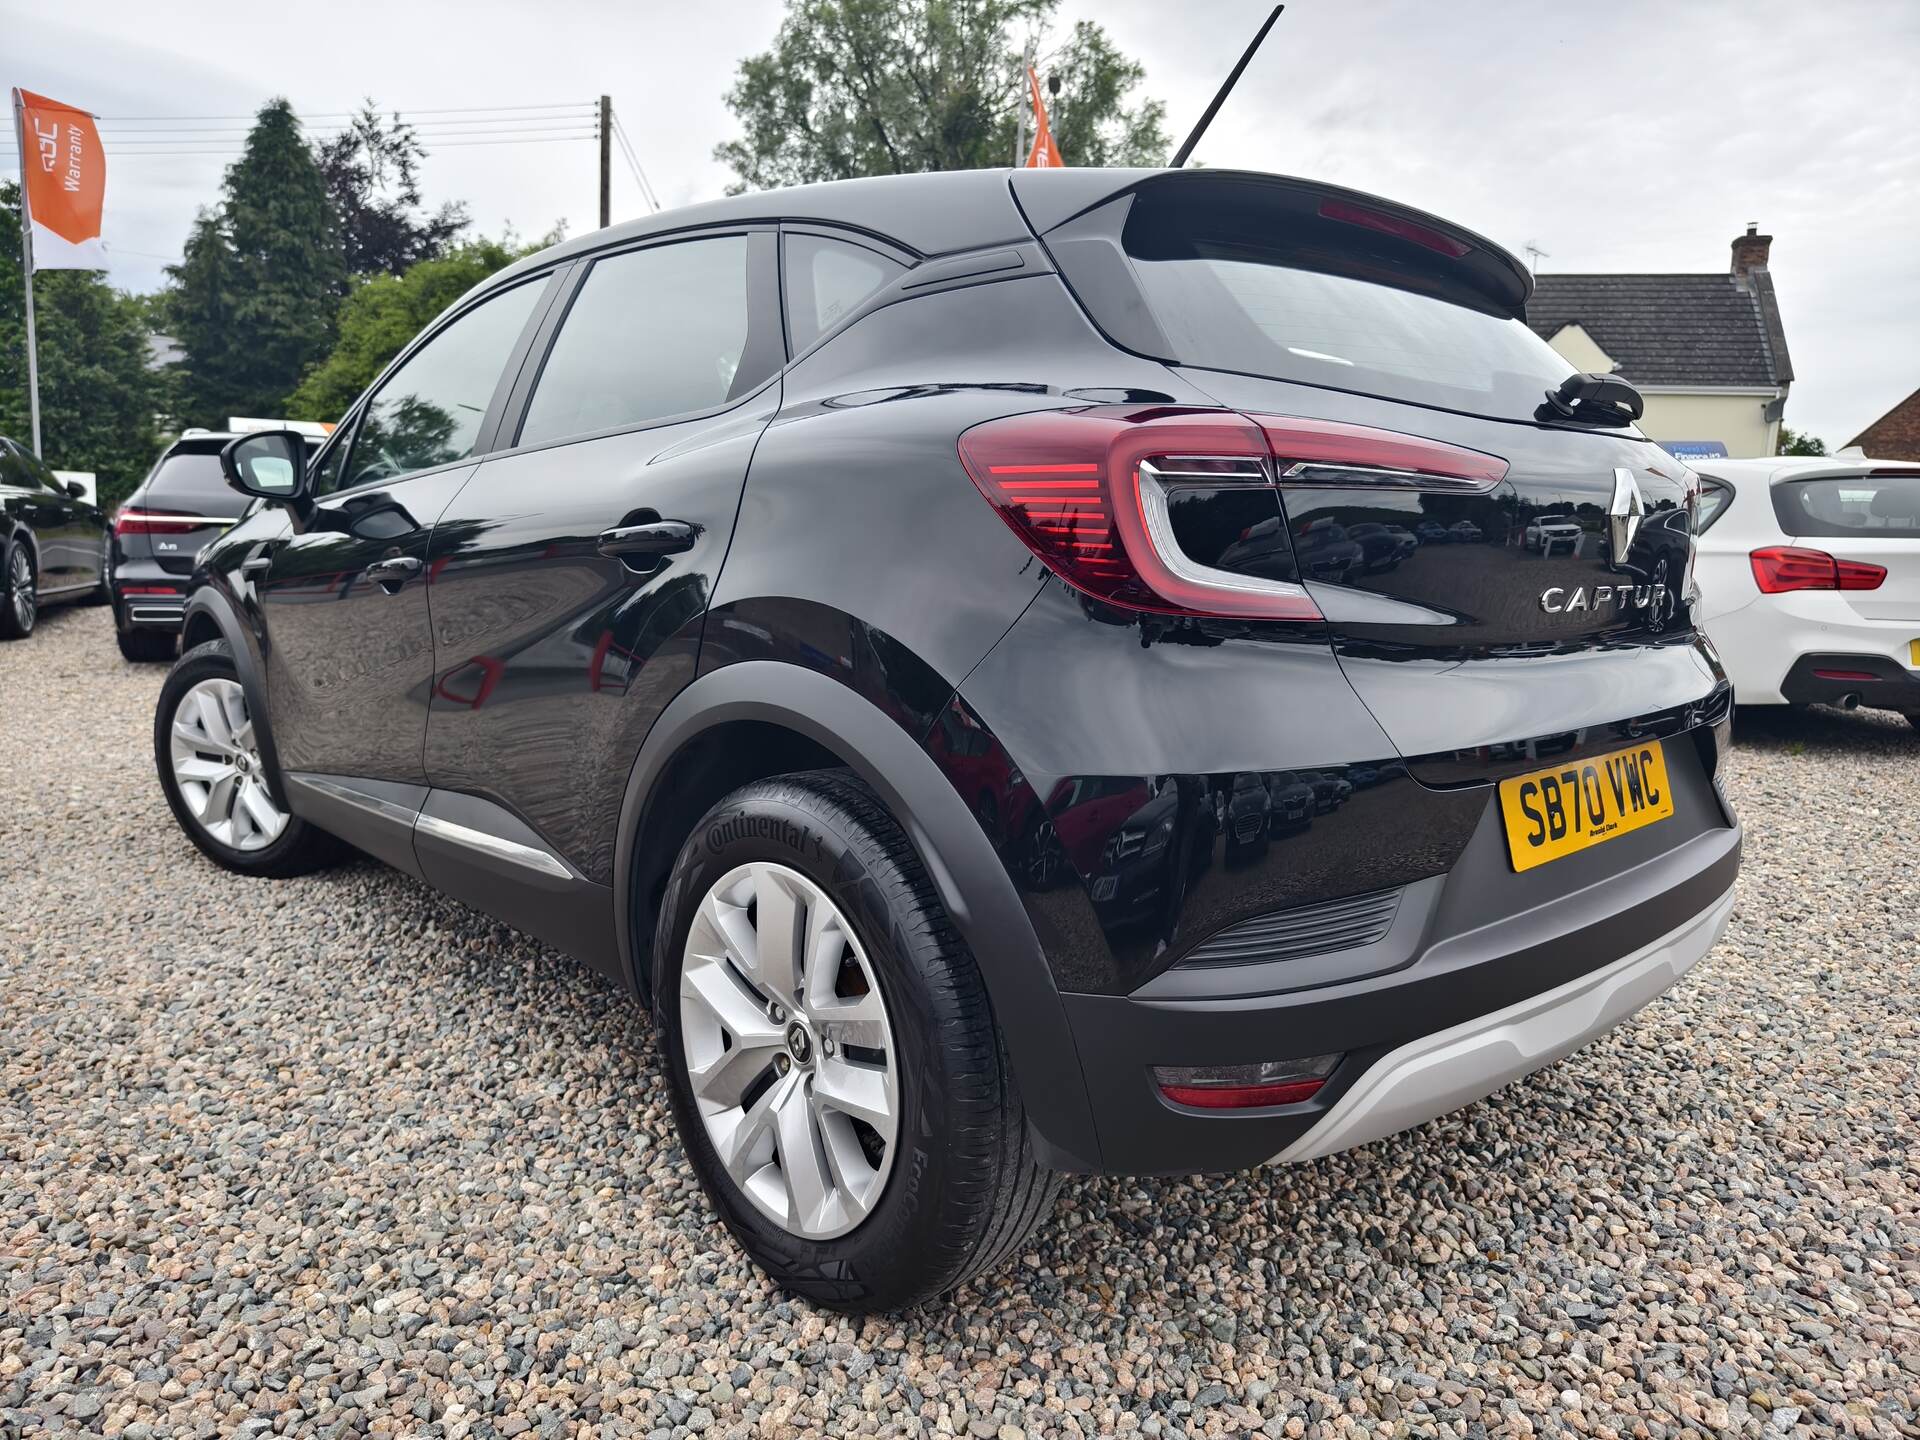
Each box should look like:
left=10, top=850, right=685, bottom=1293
left=1526, top=271, right=1792, bottom=388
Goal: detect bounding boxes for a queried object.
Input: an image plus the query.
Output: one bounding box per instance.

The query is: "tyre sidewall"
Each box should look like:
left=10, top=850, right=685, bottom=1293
left=655, top=784, right=970, bottom=1309
left=1, top=538, right=35, bottom=639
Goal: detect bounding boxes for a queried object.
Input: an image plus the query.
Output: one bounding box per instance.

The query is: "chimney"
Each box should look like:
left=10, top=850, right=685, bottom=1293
left=1731, top=222, right=1772, bottom=284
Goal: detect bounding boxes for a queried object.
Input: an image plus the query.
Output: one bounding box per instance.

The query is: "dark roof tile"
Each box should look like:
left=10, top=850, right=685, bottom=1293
left=1525, top=273, right=1785, bottom=387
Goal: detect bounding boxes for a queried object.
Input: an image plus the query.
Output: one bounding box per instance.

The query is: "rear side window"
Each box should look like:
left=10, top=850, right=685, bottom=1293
left=1101, top=181, right=1574, bottom=421
left=1772, top=473, right=1920, bottom=539
left=1695, top=477, right=1734, bottom=533
left=518, top=235, right=761, bottom=448
left=142, top=450, right=242, bottom=516
left=784, top=233, right=903, bottom=352
left=338, top=277, right=547, bottom=492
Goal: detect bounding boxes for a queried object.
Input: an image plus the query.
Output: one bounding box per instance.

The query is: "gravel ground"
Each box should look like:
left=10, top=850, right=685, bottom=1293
left=3, top=603, right=1916, bottom=1440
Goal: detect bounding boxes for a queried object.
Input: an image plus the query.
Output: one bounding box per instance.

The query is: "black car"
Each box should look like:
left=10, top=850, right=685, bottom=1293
left=153, top=167, right=1741, bottom=1312
left=111, top=431, right=322, bottom=661
left=0, top=435, right=108, bottom=639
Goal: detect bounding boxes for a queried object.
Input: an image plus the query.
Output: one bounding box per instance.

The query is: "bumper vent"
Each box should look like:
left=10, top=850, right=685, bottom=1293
left=1181, top=887, right=1402, bottom=969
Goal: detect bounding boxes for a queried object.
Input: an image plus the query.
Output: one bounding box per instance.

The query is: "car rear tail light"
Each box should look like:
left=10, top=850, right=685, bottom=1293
left=1154, top=1054, right=1342, bottom=1110
left=114, top=508, right=209, bottom=536
left=1749, top=546, right=1887, bottom=594
left=956, top=407, right=1506, bottom=619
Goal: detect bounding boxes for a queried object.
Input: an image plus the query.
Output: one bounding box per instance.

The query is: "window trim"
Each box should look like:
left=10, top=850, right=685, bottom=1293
left=1694, top=475, right=1735, bottom=535
left=305, top=265, right=569, bottom=501
left=493, top=226, right=785, bottom=459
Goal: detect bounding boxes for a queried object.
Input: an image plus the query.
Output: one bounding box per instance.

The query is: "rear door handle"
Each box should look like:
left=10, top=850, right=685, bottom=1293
left=240, top=556, right=272, bottom=577
left=366, top=554, right=422, bottom=590
left=598, top=520, right=698, bottom=560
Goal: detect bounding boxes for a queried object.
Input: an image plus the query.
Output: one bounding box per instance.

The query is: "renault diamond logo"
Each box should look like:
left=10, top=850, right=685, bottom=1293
left=1609, top=468, right=1645, bottom=566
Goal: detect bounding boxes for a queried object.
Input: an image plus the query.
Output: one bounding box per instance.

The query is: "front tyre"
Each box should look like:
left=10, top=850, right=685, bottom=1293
left=154, top=639, right=342, bottom=877
left=655, top=770, right=1060, bottom=1312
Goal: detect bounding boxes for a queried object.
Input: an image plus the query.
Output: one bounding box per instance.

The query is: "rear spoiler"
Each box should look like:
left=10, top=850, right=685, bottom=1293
left=1012, top=167, right=1532, bottom=320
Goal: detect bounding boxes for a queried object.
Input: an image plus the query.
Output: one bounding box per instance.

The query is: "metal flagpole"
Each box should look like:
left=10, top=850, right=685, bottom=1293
left=11, top=89, right=43, bottom=457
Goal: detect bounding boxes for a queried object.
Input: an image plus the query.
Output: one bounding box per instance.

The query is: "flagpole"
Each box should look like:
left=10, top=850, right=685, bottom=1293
left=11, top=89, right=42, bottom=457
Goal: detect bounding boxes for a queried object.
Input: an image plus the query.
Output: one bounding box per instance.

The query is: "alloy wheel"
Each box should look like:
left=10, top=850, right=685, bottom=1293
left=7, top=547, right=34, bottom=632
left=168, top=677, right=289, bottom=851
left=678, top=861, right=899, bottom=1240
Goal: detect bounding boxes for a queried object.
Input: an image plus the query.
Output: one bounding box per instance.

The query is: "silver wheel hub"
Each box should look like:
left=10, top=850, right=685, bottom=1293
left=168, top=677, right=289, bottom=852
left=7, top=548, right=32, bottom=628
left=678, top=861, right=899, bottom=1241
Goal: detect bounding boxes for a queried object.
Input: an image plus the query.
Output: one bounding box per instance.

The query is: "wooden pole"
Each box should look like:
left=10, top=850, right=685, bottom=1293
left=598, top=95, right=612, bottom=229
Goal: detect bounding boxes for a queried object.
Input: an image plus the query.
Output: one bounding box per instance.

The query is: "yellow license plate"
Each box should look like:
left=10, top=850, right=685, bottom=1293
left=1499, top=741, right=1674, bottom=873
left=1910, top=638, right=1920, bottom=667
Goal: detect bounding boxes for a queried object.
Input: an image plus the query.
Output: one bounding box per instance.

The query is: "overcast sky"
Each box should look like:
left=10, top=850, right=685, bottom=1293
left=4, top=0, right=1915, bottom=446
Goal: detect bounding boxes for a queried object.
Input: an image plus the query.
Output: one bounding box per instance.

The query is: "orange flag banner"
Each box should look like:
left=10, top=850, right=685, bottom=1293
left=13, top=89, right=109, bottom=270
left=1023, top=68, right=1063, bottom=167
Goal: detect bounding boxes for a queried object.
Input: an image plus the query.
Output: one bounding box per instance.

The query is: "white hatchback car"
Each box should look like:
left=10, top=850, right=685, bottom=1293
left=1693, top=456, right=1920, bottom=728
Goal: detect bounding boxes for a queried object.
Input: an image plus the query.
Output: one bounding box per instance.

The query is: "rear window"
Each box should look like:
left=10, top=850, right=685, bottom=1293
left=141, top=449, right=242, bottom=516
left=1117, top=185, right=1576, bottom=421
left=1771, top=473, right=1920, bottom=539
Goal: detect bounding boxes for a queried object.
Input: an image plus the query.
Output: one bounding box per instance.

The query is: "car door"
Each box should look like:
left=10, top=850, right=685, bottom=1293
left=2, top=441, right=94, bottom=593
left=255, top=271, right=558, bottom=786
left=420, top=228, right=784, bottom=933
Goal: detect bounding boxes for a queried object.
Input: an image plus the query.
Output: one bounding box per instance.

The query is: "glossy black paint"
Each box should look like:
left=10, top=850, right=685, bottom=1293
left=173, top=166, right=1744, bottom=1177
left=0, top=435, right=107, bottom=610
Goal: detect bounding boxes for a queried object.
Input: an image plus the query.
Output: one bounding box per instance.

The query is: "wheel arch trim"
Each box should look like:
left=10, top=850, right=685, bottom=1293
left=613, top=658, right=1101, bottom=1169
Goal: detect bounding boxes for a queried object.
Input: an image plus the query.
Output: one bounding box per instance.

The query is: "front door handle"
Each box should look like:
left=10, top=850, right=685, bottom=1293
left=240, top=555, right=272, bottom=578
left=366, top=554, right=422, bottom=591
left=598, top=520, right=698, bottom=560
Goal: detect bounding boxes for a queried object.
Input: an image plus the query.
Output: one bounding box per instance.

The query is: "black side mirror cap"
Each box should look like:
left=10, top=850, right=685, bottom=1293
left=221, top=429, right=311, bottom=504
left=62, top=480, right=88, bottom=500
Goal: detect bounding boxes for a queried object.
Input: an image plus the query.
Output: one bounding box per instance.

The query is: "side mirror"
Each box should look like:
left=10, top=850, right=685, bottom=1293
left=221, top=429, right=309, bottom=503
left=62, top=480, right=88, bottom=499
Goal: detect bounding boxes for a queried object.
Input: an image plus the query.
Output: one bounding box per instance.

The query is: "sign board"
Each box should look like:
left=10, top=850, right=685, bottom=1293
left=53, top=470, right=96, bottom=505
left=227, top=417, right=336, bottom=438
left=1659, top=441, right=1729, bottom=460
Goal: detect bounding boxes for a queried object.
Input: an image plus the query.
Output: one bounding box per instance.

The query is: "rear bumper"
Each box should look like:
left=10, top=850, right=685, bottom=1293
left=1777, top=652, right=1920, bottom=714
left=1276, top=884, right=1733, bottom=1161
left=1055, top=803, right=1741, bottom=1176
left=112, top=563, right=188, bottom=630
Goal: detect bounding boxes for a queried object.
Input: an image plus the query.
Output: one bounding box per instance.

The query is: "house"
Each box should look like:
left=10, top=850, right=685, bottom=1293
left=1527, top=225, right=1794, bottom=460
left=1847, top=385, right=1920, bottom=461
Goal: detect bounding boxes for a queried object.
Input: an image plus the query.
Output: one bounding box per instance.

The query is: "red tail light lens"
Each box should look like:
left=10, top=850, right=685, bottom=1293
left=114, top=509, right=208, bottom=537
left=1154, top=1054, right=1342, bottom=1109
left=958, top=407, right=1320, bottom=619
left=1750, top=546, right=1887, bottom=594
left=958, top=407, right=1507, bottom=620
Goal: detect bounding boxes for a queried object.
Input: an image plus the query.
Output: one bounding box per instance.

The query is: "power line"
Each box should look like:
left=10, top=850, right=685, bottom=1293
left=609, top=112, right=660, bottom=213
left=105, top=126, right=598, bottom=146
left=97, top=101, right=596, bottom=121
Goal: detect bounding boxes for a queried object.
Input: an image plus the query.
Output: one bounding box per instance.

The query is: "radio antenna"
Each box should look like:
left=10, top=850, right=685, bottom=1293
left=1169, top=4, right=1285, bottom=168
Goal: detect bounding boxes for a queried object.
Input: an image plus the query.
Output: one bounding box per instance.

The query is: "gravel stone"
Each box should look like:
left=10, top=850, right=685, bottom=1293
left=3, top=606, right=1917, bottom=1438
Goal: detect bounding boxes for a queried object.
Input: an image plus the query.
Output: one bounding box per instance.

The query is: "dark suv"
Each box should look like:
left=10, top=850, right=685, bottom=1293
left=154, top=168, right=1741, bottom=1311
left=111, top=430, right=321, bottom=661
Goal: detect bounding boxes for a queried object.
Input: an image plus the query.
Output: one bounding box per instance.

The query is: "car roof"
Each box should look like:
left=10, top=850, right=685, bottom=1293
left=1698, top=455, right=1920, bottom=486
left=485, top=166, right=1532, bottom=315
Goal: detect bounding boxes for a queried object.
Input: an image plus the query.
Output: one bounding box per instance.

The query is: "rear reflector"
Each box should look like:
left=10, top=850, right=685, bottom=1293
left=1811, top=668, right=1880, bottom=683
left=1153, top=1054, right=1341, bottom=1110
left=1750, top=546, right=1886, bottom=594
left=119, top=585, right=183, bottom=596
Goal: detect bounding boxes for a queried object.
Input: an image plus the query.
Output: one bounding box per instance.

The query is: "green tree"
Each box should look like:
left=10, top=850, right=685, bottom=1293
left=716, top=0, right=1167, bottom=192
left=317, top=102, right=470, bottom=278
left=287, top=239, right=524, bottom=422
left=1777, top=425, right=1828, bottom=457
left=1, top=181, right=161, bottom=510
left=166, top=98, right=345, bottom=426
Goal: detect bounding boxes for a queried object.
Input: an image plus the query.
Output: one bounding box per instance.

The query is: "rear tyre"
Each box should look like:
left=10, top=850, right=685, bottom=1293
left=655, top=769, right=1061, bottom=1312
left=1, top=541, right=36, bottom=640
left=154, top=639, right=343, bottom=877
left=1905, top=712, right=1920, bottom=733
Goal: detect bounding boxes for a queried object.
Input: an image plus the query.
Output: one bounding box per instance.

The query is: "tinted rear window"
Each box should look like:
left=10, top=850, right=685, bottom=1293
left=1119, top=187, right=1575, bottom=421
left=141, top=450, right=242, bottom=516
left=1771, top=473, right=1920, bottom=539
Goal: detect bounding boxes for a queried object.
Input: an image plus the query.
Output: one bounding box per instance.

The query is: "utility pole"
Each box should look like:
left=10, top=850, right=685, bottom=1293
left=598, top=95, right=612, bottom=229
left=11, top=90, right=42, bottom=456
